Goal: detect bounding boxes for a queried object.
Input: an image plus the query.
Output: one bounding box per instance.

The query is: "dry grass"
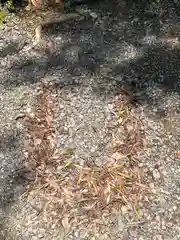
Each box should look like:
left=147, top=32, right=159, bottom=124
left=23, top=79, right=148, bottom=231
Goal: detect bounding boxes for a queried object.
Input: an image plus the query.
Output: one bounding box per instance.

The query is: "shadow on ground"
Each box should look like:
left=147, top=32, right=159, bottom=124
left=1, top=0, right=180, bottom=109
left=0, top=129, right=32, bottom=211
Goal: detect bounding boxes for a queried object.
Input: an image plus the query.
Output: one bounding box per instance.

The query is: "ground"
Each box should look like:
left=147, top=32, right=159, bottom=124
left=0, top=0, right=180, bottom=239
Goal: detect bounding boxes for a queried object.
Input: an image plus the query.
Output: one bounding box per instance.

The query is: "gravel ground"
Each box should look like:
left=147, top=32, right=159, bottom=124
left=0, top=0, right=180, bottom=239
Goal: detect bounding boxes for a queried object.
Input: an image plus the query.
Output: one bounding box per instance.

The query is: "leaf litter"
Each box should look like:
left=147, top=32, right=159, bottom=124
left=23, top=79, right=149, bottom=235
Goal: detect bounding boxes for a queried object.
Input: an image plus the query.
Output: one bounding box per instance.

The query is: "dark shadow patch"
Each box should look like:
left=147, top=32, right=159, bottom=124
left=0, top=41, right=20, bottom=58
left=0, top=166, right=31, bottom=209
left=1, top=0, right=180, bottom=118
left=0, top=130, right=33, bottom=210
left=112, top=44, right=180, bottom=98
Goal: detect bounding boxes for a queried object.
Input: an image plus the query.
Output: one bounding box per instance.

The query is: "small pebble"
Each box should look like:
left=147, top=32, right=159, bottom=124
left=173, top=205, right=177, bottom=211
left=138, top=162, right=144, bottom=167
left=156, top=235, right=163, bottom=240
left=153, top=169, right=161, bottom=179
left=90, top=12, right=98, bottom=19
left=38, top=234, right=44, bottom=239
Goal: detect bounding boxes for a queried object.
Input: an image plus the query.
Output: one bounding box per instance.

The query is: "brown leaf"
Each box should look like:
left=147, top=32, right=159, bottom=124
left=119, top=176, right=124, bottom=190
left=106, top=194, right=111, bottom=204
left=46, top=114, right=53, bottom=127
left=47, top=135, right=56, bottom=149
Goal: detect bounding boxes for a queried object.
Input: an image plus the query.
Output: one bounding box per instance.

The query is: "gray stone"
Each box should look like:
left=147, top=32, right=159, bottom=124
left=153, top=170, right=161, bottom=179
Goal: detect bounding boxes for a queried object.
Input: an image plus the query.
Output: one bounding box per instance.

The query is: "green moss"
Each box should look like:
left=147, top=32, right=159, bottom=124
left=0, top=0, right=15, bottom=25
left=0, top=10, right=6, bottom=25
left=62, top=148, right=74, bottom=156
left=6, top=0, right=14, bottom=10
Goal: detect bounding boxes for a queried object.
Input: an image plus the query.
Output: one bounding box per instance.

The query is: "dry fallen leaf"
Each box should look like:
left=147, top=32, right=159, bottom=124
left=106, top=194, right=111, bottom=204
left=135, top=203, right=140, bottom=218
left=47, top=135, right=56, bottom=149
left=23, top=84, right=147, bottom=229
left=61, top=216, right=69, bottom=231
left=176, top=150, right=180, bottom=157
left=46, top=114, right=53, bottom=127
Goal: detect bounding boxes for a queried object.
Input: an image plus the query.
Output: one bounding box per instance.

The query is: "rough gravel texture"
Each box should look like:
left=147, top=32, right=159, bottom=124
left=0, top=0, right=180, bottom=239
